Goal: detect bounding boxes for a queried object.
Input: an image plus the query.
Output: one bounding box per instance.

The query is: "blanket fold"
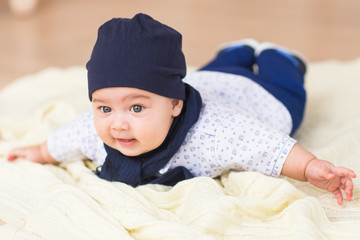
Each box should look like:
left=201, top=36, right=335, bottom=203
left=1, top=60, right=360, bottom=239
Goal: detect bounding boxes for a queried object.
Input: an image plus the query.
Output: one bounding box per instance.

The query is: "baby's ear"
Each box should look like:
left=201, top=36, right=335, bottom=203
left=171, top=99, right=183, bottom=117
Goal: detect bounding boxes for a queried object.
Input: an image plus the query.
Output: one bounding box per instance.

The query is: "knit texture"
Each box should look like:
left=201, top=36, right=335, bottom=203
left=87, top=13, right=186, bottom=100
left=1, top=60, right=360, bottom=239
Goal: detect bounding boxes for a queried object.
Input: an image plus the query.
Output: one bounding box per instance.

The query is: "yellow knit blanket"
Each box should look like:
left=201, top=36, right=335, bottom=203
left=0, top=60, right=360, bottom=239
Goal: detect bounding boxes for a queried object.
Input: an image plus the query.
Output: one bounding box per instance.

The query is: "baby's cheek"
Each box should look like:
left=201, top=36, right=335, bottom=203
left=94, top=120, right=109, bottom=141
left=141, top=127, right=166, bottom=150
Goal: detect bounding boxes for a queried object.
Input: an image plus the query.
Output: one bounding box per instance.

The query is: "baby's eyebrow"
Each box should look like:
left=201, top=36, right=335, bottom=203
left=91, top=98, right=106, bottom=103
left=126, top=94, right=151, bottom=101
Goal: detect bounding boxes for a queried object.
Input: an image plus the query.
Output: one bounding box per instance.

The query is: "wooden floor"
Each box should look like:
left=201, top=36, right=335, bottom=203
left=1, top=0, right=360, bottom=89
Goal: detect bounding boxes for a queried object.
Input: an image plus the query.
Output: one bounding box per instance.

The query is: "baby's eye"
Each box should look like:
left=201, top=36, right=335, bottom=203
left=100, top=106, right=112, bottom=113
left=131, top=105, right=143, bottom=113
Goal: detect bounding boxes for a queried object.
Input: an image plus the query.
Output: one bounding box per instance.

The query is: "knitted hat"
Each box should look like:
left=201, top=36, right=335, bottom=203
left=87, top=13, right=186, bottom=100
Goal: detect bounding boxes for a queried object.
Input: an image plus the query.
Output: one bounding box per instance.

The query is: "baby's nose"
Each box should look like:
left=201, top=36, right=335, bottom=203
left=111, top=114, right=130, bottom=131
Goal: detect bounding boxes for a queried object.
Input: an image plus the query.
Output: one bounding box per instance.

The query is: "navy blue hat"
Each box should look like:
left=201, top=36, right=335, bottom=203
left=87, top=13, right=186, bottom=100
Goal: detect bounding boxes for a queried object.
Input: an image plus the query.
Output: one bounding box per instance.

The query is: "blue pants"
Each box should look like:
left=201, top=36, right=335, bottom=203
left=199, top=46, right=306, bottom=135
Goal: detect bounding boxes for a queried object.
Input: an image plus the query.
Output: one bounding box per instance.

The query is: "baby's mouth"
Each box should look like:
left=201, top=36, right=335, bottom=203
left=117, top=138, right=136, bottom=147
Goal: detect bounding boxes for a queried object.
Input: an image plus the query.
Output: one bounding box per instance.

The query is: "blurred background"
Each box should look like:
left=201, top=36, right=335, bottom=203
left=1, top=0, right=360, bottom=89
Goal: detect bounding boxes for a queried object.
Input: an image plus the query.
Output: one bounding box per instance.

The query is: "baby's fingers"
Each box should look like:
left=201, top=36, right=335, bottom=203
left=342, top=176, right=355, bottom=202
left=7, top=147, right=34, bottom=162
left=330, top=167, right=356, bottom=205
left=332, top=188, right=344, bottom=205
left=332, top=176, right=355, bottom=205
left=327, top=166, right=357, bottom=179
left=7, top=149, right=24, bottom=161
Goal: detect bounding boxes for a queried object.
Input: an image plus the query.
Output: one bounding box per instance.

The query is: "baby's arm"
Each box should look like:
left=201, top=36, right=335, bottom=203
left=281, top=143, right=356, bottom=205
left=7, top=110, right=106, bottom=165
left=7, top=142, right=59, bottom=164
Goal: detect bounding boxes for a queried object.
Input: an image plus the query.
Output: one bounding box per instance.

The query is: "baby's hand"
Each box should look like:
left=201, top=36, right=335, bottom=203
left=8, top=145, right=45, bottom=163
left=305, top=159, right=357, bottom=205
left=7, top=142, right=59, bottom=164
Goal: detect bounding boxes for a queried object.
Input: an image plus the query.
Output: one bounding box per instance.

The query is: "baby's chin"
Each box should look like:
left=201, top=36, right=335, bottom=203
left=107, top=139, right=163, bottom=157
left=120, top=146, right=164, bottom=158
left=115, top=146, right=155, bottom=157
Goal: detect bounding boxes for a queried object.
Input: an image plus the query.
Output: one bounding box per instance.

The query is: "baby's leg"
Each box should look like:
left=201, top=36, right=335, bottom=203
left=255, top=45, right=307, bottom=135
left=199, top=39, right=258, bottom=73
left=256, top=46, right=306, bottom=85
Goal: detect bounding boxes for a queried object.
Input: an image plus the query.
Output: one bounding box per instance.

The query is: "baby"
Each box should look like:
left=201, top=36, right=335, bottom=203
left=8, top=13, right=356, bottom=205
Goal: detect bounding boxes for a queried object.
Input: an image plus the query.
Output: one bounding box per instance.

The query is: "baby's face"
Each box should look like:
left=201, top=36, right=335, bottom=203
left=91, top=87, right=183, bottom=156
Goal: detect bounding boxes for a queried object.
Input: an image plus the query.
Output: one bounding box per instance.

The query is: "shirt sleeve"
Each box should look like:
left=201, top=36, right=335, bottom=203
left=47, top=110, right=106, bottom=164
left=214, top=111, right=296, bottom=177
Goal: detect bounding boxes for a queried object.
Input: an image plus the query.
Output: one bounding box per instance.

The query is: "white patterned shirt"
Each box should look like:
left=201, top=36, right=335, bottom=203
left=48, top=71, right=296, bottom=178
